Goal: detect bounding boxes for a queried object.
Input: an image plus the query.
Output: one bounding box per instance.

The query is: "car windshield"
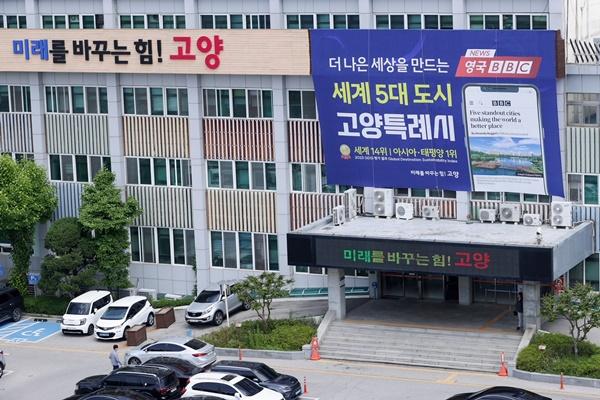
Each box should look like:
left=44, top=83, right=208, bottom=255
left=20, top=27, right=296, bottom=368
left=66, top=302, right=90, bottom=315
left=256, top=365, right=279, bottom=381
left=101, top=306, right=128, bottom=320
left=234, top=378, right=263, bottom=396
left=194, top=290, right=221, bottom=303
left=184, top=339, right=207, bottom=350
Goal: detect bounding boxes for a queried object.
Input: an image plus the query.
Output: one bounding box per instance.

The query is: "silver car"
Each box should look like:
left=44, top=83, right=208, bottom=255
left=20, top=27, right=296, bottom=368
left=185, top=284, right=250, bottom=326
left=124, top=337, right=216, bottom=369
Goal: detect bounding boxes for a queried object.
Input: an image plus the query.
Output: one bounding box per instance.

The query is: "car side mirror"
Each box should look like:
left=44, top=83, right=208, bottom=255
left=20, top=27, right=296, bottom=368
left=252, top=378, right=260, bottom=383
left=93, top=308, right=98, bottom=314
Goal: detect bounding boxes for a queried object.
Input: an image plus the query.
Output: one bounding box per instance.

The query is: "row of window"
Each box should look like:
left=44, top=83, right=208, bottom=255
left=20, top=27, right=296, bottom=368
left=210, top=231, right=278, bottom=271
left=41, top=14, right=104, bottom=29
left=120, top=14, right=186, bottom=29
left=203, top=89, right=273, bottom=119
left=130, top=227, right=195, bottom=266
left=0, top=85, right=31, bottom=113
left=568, top=174, right=600, bottom=205
left=207, top=160, right=276, bottom=191
left=567, top=93, right=599, bottom=127
left=126, top=158, right=191, bottom=187
left=0, top=15, right=26, bottom=29
left=471, top=191, right=550, bottom=203
left=570, top=255, right=600, bottom=291
left=45, top=86, right=108, bottom=114
left=1, top=152, right=34, bottom=162
left=123, top=87, right=188, bottom=116
left=468, top=14, right=548, bottom=30
left=199, top=14, right=270, bottom=29
left=49, top=154, right=111, bottom=183
left=286, top=14, right=360, bottom=30
left=375, top=14, right=453, bottom=30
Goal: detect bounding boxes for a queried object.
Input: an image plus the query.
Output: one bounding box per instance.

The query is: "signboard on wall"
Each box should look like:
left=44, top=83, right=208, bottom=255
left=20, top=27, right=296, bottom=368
left=0, top=29, right=310, bottom=75
left=310, top=30, right=563, bottom=196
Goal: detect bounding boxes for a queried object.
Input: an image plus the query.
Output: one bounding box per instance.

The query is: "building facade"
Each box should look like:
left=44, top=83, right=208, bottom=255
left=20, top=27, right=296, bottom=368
left=0, top=0, right=599, bottom=303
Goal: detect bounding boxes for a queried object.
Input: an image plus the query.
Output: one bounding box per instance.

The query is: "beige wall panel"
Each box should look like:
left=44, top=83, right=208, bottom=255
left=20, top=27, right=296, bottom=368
left=206, top=189, right=276, bottom=233
left=126, top=186, right=193, bottom=228
left=123, top=115, right=189, bottom=158
left=46, top=114, right=109, bottom=154
left=0, top=113, right=33, bottom=153
left=203, top=118, right=273, bottom=161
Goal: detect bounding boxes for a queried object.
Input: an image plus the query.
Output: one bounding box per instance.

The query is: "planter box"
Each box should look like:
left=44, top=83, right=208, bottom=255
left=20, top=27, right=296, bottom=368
left=126, top=325, right=147, bottom=346
left=156, top=307, right=176, bottom=329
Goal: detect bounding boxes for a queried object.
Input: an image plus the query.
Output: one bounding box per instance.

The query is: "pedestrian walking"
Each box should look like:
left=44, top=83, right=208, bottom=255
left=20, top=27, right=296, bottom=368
left=515, top=292, right=523, bottom=331
left=109, top=344, right=122, bottom=370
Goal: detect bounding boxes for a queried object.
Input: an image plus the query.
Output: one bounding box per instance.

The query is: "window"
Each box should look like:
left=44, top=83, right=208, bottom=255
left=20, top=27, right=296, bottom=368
left=1, top=152, right=34, bottom=162
left=120, top=14, right=185, bottom=29
left=395, top=188, right=456, bottom=199
left=0, top=15, right=27, bottom=29
left=0, top=85, right=31, bottom=112
left=210, top=231, right=279, bottom=270
left=292, top=163, right=361, bottom=194
left=123, top=87, right=188, bottom=116
left=295, top=266, right=366, bottom=277
left=470, top=191, right=550, bottom=203
left=49, top=155, right=111, bottom=182
left=130, top=227, right=195, bottom=266
left=288, top=90, right=316, bottom=119
left=45, top=86, right=107, bottom=114
left=207, top=160, right=276, bottom=190
left=469, top=14, right=547, bottom=30
left=203, top=89, right=272, bottom=118
left=126, top=157, right=191, bottom=187
left=568, top=174, right=599, bottom=205
left=567, top=93, right=600, bottom=126
left=41, top=14, right=104, bottom=29
left=200, top=14, right=270, bottom=29
left=569, top=255, right=600, bottom=291
left=286, top=14, right=359, bottom=29
left=375, top=15, right=405, bottom=29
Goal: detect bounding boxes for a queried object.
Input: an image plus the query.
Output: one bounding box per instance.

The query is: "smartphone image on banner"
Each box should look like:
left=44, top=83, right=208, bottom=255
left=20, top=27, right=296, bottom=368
left=463, top=84, right=547, bottom=195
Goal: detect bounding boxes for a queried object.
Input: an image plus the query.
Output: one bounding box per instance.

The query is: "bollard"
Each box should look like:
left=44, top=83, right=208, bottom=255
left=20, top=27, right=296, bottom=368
left=238, top=345, right=243, bottom=361
left=560, top=372, right=564, bottom=390
left=303, top=376, right=308, bottom=394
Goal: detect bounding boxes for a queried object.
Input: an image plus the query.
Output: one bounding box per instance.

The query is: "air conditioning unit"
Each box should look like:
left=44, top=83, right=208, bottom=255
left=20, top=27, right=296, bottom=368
left=344, top=188, right=357, bottom=220
left=551, top=201, right=573, bottom=228
left=499, top=203, right=522, bottom=223
left=373, top=188, right=394, bottom=217
left=332, top=205, right=346, bottom=226
left=137, top=288, right=157, bottom=300
left=479, top=208, right=497, bottom=223
left=523, top=213, right=542, bottom=226
left=422, top=205, right=440, bottom=220
left=395, top=202, right=414, bottom=220
left=363, top=187, right=374, bottom=214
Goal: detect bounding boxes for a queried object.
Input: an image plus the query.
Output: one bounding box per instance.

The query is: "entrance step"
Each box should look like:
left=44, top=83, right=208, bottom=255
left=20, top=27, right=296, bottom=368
left=319, top=320, right=521, bottom=373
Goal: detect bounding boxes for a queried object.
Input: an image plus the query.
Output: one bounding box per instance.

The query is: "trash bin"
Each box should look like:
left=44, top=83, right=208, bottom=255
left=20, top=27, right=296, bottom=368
left=156, top=307, right=176, bottom=329
left=126, top=325, right=147, bottom=346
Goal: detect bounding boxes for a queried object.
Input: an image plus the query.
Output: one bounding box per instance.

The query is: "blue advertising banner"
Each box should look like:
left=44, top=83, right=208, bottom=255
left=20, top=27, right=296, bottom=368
left=310, top=30, right=563, bottom=196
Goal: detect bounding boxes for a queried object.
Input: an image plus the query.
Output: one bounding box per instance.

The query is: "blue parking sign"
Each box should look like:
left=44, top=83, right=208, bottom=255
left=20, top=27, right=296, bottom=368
left=27, top=272, right=41, bottom=285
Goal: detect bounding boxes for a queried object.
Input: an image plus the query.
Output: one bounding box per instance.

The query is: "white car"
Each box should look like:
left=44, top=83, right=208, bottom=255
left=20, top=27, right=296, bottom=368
left=183, top=372, right=284, bottom=400
left=95, top=296, right=155, bottom=340
left=61, top=290, right=113, bottom=335
left=124, top=337, right=217, bottom=369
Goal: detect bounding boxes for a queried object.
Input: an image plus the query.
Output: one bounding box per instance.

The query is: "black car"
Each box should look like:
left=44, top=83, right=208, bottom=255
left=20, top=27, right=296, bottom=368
left=210, top=360, right=302, bottom=400
left=62, top=388, right=154, bottom=400
left=142, top=357, right=204, bottom=388
left=0, top=349, right=5, bottom=379
left=75, top=366, right=181, bottom=400
left=0, top=287, right=24, bottom=324
left=447, top=386, right=552, bottom=400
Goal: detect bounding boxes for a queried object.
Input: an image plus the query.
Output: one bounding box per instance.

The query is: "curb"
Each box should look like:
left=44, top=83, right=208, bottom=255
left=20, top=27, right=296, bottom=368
left=216, top=347, right=307, bottom=360
left=513, top=368, right=600, bottom=389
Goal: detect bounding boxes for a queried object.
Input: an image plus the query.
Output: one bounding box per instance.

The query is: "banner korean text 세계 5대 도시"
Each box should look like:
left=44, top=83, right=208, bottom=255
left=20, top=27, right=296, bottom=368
left=310, top=30, right=563, bottom=196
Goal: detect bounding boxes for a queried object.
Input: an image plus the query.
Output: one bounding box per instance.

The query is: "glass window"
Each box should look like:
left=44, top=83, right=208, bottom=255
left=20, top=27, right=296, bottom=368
left=286, top=15, right=299, bottom=29
left=292, top=164, right=302, bottom=191
left=120, top=15, right=132, bottom=28
left=90, top=156, right=104, bottom=179
left=488, top=192, right=501, bottom=201
left=505, top=192, right=520, bottom=202
left=375, top=15, right=389, bottom=29
left=133, top=15, right=145, bottom=29
left=254, top=234, right=266, bottom=270
left=150, top=88, right=163, bottom=115
left=135, top=88, right=148, bottom=115
left=85, top=87, right=98, bottom=114
left=485, top=15, right=500, bottom=29
left=139, top=158, right=152, bottom=185
left=68, top=15, right=80, bottom=29
left=251, top=163, right=265, bottom=190
left=201, top=15, right=214, bottom=28
left=262, top=91, right=272, bottom=118
left=232, top=89, right=246, bottom=118
left=165, top=88, right=178, bottom=115
left=235, top=161, right=250, bottom=189
left=142, top=227, right=155, bottom=263
left=223, top=232, right=237, bottom=268
left=126, top=158, right=139, bottom=184
left=204, top=89, right=217, bottom=116
left=303, top=164, right=317, bottom=192
left=412, top=188, right=426, bottom=197
left=178, top=89, right=188, bottom=116
left=220, top=161, right=234, bottom=188
left=247, top=90, right=260, bottom=118
left=75, top=155, right=88, bottom=182
left=230, top=14, right=243, bottom=29
left=55, top=15, right=66, bottom=29
left=300, top=15, right=314, bottom=29
left=424, top=15, right=438, bottom=29
left=175, top=15, right=185, bottom=28
left=239, top=233, right=253, bottom=269
left=266, top=163, right=276, bottom=190
left=154, top=158, right=167, bottom=185
left=570, top=261, right=584, bottom=287
left=123, top=88, right=135, bottom=114
left=302, top=91, right=316, bottom=119
left=185, top=230, right=195, bottom=266
left=333, top=15, right=346, bottom=29
left=347, top=15, right=360, bottom=29
left=316, top=14, right=330, bottom=29
left=218, top=90, right=230, bottom=117
left=215, top=15, right=228, bottom=29
left=321, top=165, right=335, bottom=193
left=207, top=161, right=220, bottom=187
left=0, top=86, right=9, bottom=112
left=157, top=228, right=171, bottom=264
left=82, top=15, right=95, bottom=29
left=147, top=14, right=159, bottom=29
left=585, top=255, right=599, bottom=291
left=50, top=155, right=61, bottom=180
left=407, top=15, right=421, bottom=29
left=523, top=193, right=538, bottom=202
left=584, top=175, right=599, bottom=205
left=61, top=155, right=74, bottom=181
left=440, top=15, right=453, bottom=29
left=172, top=229, right=185, bottom=265
left=71, top=86, right=85, bottom=113
left=42, top=15, right=54, bottom=29
left=211, top=231, right=223, bottom=267
left=516, top=15, right=531, bottom=30
left=288, top=91, right=302, bottom=119
left=162, top=15, right=174, bottom=29
left=130, top=227, right=141, bottom=262
left=532, top=15, right=547, bottom=30
left=568, top=175, right=582, bottom=203
left=268, top=235, right=278, bottom=270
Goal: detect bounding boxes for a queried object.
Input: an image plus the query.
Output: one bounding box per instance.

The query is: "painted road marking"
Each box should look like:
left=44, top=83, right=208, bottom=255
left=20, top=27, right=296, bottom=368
left=436, top=372, right=458, bottom=384
left=0, top=319, right=61, bottom=343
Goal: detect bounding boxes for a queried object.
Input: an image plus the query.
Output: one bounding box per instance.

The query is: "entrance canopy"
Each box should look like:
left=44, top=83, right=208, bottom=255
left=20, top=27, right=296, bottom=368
left=287, top=217, right=595, bottom=282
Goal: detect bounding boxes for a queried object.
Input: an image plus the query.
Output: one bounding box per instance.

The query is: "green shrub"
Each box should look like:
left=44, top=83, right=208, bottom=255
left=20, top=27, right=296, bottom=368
left=151, top=296, right=194, bottom=309
left=516, top=345, right=546, bottom=372
left=202, top=319, right=317, bottom=351
left=24, top=295, right=70, bottom=315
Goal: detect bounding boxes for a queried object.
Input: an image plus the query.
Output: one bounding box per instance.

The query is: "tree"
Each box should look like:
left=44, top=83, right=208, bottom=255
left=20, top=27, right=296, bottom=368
left=231, top=272, right=293, bottom=331
left=541, top=283, right=600, bottom=356
left=0, top=155, right=57, bottom=294
left=79, top=169, right=141, bottom=290
left=39, top=218, right=97, bottom=298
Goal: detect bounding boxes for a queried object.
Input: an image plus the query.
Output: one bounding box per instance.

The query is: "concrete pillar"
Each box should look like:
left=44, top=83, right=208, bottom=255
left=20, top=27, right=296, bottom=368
left=327, top=268, right=346, bottom=319
left=105, top=74, right=125, bottom=190
left=368, top=271, right=379, bottom=299
left=103, top=0, right=118, bottom=29
left=451, top=0, right=467, bottom=29
left=456, top=191, right=470, bottom=221
left=458, top=276, right=472, bottom=305
left=358, top=0, right=373, bottom=29
left=269, top=0, right=284, bottom=29
left=24, top=0, right=39, bottom=28
left=523, top=281, right=541, bottom=329
left=184, top=0, right=199, bottom=29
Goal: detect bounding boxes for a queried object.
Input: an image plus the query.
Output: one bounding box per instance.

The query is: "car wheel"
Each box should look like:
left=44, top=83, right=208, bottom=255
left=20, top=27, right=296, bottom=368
left=128, top=357, right=141, bottom=366
left=242, top=302, right=251, bottom=311
left=213, top=311, right=224, bottom=326
left=146, top=313, right=155, bottom=327
left=11, top=307, right=22, bottom=322
left=123, top=327, right=130, bottom=341
left=86, top=324, right=94, bottom=336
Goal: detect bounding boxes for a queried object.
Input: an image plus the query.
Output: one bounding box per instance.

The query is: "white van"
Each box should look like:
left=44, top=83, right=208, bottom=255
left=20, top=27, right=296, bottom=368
left=61, top=290, right=113, bottom=335
left=95, top=295, right=155, bottom=340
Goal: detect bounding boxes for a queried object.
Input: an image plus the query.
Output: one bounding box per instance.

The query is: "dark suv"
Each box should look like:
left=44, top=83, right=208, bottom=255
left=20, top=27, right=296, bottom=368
left=75, top=366, right=181, bottom=400
left=210, top=360, right=302, bottom=400
left=0, top=287, right=24, bottom=324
